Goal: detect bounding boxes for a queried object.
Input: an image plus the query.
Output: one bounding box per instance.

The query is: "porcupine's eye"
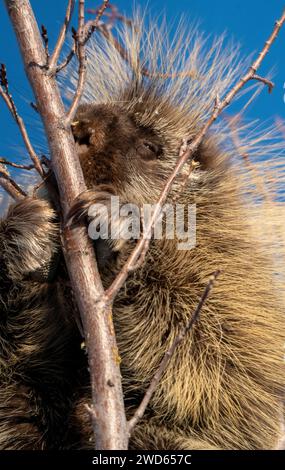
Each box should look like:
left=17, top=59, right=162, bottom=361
left=74, top=133, right=91, bottom=146
left=71, top=121, right=91, bottom=146
left=137, top=140, right=163, bottom=160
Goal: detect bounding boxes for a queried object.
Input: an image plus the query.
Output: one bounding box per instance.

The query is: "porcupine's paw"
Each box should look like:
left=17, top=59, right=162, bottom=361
left=67, top=186, right=114, bottom=226
left=0, top=197, right=59, bottom=282
left=67, top=186, right=135, bottom=258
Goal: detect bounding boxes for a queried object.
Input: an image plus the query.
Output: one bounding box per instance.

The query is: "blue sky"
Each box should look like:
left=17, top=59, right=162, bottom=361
left=0, top=0, right=284, bottom=164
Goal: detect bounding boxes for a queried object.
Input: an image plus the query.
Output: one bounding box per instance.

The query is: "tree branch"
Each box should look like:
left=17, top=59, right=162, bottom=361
left=0, top=164, right=27, bottom=199
left=127, top=270, right=221, bottom=434
left=65, top=1, right=109, bottom=125
left=0, top=64, right=44, bottom=176
left=55, top=1, right=109, bottom=78
left=49, top=0, right=75, bottom=72
left=83, top=0, right=109, bottom=45
left=251, top=74, right=274, bottom=93
left=0, top=157, right=34, bottom=170
left=5, top=0, right=127, bottom=450
left=87, top=3, right=132, bottom=29
left=55, top=46, right=76, bottom=74
left=65, top=0, right=86, bottom=125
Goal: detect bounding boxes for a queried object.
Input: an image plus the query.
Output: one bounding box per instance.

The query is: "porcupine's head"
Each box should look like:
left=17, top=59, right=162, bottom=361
left=68, top=14, right=249, bottom=205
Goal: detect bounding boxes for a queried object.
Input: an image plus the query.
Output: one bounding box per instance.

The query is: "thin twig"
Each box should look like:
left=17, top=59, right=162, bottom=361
left=0, top=64, right=44, bottom=176
left=55, top=46, right=76, bottom=74
left=0, top=157, right=34, bottom=171
left=66, top=0, right=110, bottom=125
left=83, top=0, right=109, bottom=44
left=54, top=26, right=78, bottom=75
left=127, top=270, right=221, bottom=434
left=65, top=0, right=86, bottom=125
left=105, top=7, right=285, bottom=301
left=0, top=164, right=27, bottom=199
left=0, top=177, right=26, bottom=200
left=128, top=208, right=150, bottom=272
left=55, top=1, right=112, bottom=77
left=49, top=0, right=75, bottom=72
left=171, top=159, right=200, bottom=204
left=251, top=74, right=274, bottom=93
left=87, top=3, right=133, bottom=29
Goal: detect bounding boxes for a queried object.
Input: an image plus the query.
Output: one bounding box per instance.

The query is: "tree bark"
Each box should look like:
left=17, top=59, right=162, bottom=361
left=4, top=0, right=128, bottom=450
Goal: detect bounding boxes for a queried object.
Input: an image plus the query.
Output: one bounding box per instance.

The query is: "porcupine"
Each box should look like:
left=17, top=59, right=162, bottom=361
left=0, top=12, right=284, bottom=450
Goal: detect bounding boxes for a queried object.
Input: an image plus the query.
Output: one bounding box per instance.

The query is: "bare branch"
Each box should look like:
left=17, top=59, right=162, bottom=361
left=49, top=0, right=75, bottom=71
left=171, top=159, right=200, bottom=203
left=251, top=74, right=274, bottom=93
left=87, top=3, right=133, bottom=29
left=128, top=270, right=221, bottom=434
left=127, top=209, right=151, bottom=272
left=222, top=9, right=285, bottom=110
left=83, top=0, right=109, bottom=45
left=5, top=0, right=128, bottom=450
left=65, top=0, right=86, bottom=125
left=0, top=176, right=25, bottom=200
left=0, top=164, right=27, bottom=199
left=0, top=64, right=44, bottom=176
left=105, top=7, right=285, bottom=301
left=55, top=46, right=76, bottom=74
left=55, top=1, right=111, bottom=77
left=66, top=1, right=110, bottom=125
left=0, top=157, right=34, bottom=170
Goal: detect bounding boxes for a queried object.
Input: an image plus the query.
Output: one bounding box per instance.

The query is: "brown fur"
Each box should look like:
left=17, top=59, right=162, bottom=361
left=0, top=14, right=284, bottom=448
